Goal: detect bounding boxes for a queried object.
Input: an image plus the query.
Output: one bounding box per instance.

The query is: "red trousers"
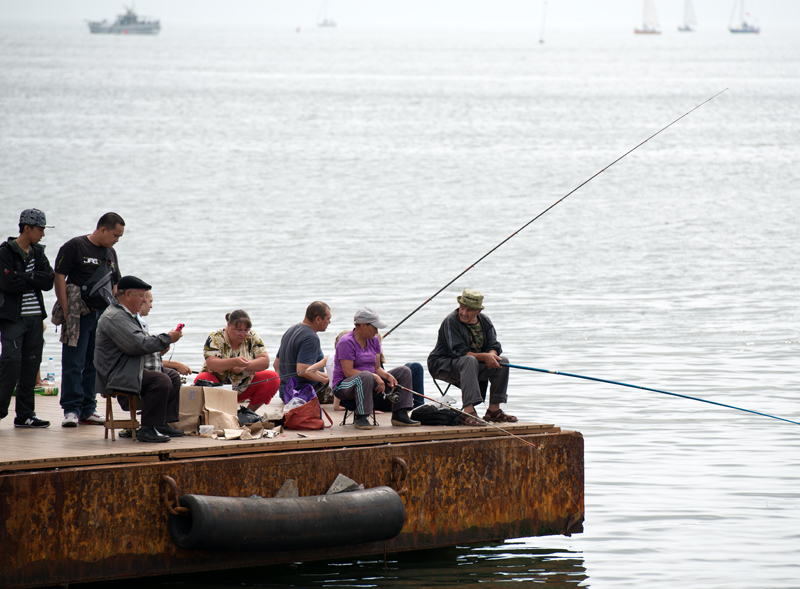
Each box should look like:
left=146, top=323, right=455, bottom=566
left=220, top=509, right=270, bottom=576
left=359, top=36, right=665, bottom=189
left=194, top=371, right=279, bottom=407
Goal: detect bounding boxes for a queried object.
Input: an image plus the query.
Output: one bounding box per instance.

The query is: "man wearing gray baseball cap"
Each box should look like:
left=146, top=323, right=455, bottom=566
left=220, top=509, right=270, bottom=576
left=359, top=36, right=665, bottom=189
left=0, top=209, right=56, bottom=428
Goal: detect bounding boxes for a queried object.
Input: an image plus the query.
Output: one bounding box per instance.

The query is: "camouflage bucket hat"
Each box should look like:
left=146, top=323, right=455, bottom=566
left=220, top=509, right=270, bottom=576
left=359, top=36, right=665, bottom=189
left=457, top=288, right=484, bottom=310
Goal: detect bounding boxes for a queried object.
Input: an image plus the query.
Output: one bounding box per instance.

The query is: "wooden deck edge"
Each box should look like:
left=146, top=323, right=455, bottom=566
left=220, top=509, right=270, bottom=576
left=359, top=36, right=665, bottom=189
left=0, top=454, right=162, bottom=472
left=167, top=426, right=563, bottom=458
left=0, top=425, right=562, bottom=473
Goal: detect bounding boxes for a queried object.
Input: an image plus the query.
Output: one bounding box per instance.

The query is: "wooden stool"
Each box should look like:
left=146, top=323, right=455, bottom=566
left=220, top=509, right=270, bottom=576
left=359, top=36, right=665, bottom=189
left=103, top=391, right=140, bottom=441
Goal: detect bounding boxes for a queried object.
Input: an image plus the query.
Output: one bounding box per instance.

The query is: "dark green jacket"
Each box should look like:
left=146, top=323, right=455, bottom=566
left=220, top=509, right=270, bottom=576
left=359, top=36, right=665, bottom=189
left=427, top=309, right=502, bottom=376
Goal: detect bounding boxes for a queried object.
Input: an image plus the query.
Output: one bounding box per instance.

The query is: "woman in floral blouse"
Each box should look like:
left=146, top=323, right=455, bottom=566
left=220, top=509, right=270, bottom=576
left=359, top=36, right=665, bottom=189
left=195, top=310, right=278, bottom=416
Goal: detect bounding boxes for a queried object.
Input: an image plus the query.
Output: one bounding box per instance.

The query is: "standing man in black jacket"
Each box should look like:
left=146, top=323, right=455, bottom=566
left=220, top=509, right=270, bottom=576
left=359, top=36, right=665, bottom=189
left=0, top=209, right=56, bottom=428
left=427, top=288, right=516, bottom=426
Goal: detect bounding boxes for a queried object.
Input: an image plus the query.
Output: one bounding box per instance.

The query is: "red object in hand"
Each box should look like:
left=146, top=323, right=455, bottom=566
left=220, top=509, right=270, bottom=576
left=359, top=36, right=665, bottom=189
left=176, top=323, right=185, bottom=331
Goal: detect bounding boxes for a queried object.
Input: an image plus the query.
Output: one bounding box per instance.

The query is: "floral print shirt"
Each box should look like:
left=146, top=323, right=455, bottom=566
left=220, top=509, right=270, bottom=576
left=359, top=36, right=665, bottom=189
left=201, top=328, right=267, bottom=388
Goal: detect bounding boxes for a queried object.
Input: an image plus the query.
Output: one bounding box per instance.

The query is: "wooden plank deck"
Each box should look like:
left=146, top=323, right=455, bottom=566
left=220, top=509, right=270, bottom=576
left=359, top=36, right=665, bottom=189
left=0, top=395, right=560, bottom=472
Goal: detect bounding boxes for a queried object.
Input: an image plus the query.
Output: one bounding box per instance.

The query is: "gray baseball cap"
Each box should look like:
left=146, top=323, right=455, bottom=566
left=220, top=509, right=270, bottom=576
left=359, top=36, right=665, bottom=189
left=19, top=208, right=53, bottom=228
left=353, top=307, right=387, bottom=329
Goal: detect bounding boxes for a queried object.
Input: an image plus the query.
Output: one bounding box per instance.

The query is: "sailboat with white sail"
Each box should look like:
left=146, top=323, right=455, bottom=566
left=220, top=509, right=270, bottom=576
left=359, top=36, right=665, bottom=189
left=318, top=0, right=336, bottom=27
left=678, top=0, right=697, bottom=32
left=634, top=0, right=661, bottom=35
left=729, top=0, right=759, bottom=34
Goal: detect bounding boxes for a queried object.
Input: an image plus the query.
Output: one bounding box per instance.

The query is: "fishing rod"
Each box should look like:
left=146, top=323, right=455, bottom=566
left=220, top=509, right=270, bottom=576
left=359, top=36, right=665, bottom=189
left=382, top=89, right=728, bottom=338
left=226, top=356, right=329, bottom=391
left=503, top=363, right=800, bottom=427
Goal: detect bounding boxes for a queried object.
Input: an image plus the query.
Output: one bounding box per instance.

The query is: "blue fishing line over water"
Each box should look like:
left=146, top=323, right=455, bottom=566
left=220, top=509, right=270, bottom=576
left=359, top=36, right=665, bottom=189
left=504, top=363, right=800, bottom=427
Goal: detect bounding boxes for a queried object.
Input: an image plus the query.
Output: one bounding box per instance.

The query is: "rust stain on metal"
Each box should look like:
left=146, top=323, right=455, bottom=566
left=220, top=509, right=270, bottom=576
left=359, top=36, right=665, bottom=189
left=0, top=431, right=583, bottom=588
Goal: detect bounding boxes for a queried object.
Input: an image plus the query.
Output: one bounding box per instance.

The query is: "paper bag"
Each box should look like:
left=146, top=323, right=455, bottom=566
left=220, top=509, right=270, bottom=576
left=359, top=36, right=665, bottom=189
left=202, top=387, right=240, bottom=430
left=170, top=386, right=205, bottom=434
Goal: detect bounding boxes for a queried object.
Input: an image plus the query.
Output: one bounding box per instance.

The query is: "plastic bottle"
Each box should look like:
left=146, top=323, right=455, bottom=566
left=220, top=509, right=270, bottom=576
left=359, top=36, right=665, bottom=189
left=46, top=358, right=55, bottom=384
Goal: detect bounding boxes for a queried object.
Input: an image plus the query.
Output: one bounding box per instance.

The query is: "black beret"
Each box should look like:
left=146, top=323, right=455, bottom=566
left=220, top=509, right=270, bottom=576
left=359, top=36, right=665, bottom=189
left=117, top=275, right=152, bottom=291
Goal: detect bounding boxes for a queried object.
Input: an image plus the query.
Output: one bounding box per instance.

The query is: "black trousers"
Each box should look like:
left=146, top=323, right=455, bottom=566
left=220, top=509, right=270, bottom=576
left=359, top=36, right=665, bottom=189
left=163, top=367, right=181, bottom=424
left=119, top=367, right=181, bottom=426
left=0, top=315, right=44, bottom=421
left=140, top=368, right=180, bottom=427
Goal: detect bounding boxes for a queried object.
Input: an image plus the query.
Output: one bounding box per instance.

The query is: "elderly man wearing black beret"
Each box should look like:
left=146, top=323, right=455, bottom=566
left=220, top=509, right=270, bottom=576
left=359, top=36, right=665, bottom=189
left=94, top=275, right=184, bottom=443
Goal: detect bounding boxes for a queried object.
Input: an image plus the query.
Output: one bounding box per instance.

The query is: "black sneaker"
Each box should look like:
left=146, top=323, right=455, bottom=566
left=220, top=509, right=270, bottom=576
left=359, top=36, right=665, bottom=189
left=155, top=424, right=185, bottom=437
left=354, top=415, right=373, bottom=430
left=137, top=426, right=170, bottom=443
left=14, top=415, right=51, bottom=428
left=391, top=410, right=421, bottom=427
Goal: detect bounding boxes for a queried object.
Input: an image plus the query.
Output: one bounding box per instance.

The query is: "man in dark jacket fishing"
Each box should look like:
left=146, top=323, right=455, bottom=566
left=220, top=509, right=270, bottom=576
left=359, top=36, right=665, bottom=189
left=427, top=288, right=516, bottom=426
left=0, top=209, right=56, bottom=428
left=94, top=275, right=183, bottom=443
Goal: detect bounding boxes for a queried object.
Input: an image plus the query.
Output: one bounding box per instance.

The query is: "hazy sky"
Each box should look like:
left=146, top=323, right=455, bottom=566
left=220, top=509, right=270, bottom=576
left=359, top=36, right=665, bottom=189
left=1, top=0, right=797, bottom=28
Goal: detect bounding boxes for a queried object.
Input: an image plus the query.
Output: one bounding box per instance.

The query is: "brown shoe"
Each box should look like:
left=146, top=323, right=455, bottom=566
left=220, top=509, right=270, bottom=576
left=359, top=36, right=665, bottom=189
left=459, top=411, right=484, bottom=427
left=483, top=408, right=517, bottom=423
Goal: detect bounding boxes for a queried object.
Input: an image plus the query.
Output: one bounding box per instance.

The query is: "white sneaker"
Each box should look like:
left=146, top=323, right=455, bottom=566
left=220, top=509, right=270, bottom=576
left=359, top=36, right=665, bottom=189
left=62, top=412, right=79, bottom=427
left=79, top=412, right=105, bottom=425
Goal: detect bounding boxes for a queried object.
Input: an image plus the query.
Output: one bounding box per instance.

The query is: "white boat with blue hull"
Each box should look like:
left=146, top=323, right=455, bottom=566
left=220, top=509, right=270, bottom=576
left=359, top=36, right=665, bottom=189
left=87, top=6, right=160, bottom=35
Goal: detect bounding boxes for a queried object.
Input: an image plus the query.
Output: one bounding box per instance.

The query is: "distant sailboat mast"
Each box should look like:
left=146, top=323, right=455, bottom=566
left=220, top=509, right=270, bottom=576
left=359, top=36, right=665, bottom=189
left=729, top=0, right=759, bottom=34
left=539, top=0, right=547, bottom=44
left=318, top=0, right=336, bottom=27
left=678, top=0, right=697, bottom=31
left=634, top=0, right=661, bottom=35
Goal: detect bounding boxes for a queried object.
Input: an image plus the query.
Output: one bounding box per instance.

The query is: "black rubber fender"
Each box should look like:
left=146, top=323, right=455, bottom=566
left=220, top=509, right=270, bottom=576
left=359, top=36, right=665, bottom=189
left=167, top=486, right=406, bottom=551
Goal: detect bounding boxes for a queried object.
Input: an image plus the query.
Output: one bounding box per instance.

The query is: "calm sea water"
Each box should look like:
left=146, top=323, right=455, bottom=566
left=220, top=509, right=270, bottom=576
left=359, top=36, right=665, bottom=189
left=1, top=22, right=799, bottom=588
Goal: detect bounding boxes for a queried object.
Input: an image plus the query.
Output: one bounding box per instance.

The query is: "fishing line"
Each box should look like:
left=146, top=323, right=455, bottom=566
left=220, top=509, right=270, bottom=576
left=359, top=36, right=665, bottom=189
left=383, top=89, right=728, bottom=338
left=228, top=362, right=328, bottom=391
left=504, top=363, right=800, bottom=426
left=395, top=384, right=537, bottom=446
left=395, top=383, right=585, bottom=521
left=193, top=356, right=329, bottom=390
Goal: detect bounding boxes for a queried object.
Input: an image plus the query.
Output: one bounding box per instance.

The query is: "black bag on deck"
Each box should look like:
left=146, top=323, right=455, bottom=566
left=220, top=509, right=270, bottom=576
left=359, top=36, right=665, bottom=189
left=80, top=249, right=115, bottom=309
left=411, top=404, right=461, bottom=426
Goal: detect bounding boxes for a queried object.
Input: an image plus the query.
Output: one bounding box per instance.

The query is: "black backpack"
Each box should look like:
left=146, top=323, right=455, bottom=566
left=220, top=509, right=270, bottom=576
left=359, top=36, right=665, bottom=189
left=411, top=404, right=461, bottom=426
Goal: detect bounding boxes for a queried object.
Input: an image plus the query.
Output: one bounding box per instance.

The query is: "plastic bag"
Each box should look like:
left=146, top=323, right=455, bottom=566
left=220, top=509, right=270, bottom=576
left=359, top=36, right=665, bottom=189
left=284, top=396, right=307, bottom=411
left=284, top=376, right=318, bottom=405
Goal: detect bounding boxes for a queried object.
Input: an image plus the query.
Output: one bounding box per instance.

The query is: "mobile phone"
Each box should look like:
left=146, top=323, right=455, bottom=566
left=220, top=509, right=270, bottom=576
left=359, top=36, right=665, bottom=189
left=176, top=323, right=185, bottom=331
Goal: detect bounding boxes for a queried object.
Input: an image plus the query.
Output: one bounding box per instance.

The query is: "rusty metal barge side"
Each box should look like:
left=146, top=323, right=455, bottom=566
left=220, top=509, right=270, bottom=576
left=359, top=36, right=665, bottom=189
left=0, top=430, right=584, bottom=588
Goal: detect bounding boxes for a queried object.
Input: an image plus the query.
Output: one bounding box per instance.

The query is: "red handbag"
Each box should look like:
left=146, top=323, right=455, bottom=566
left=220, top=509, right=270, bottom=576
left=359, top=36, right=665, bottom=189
left=284, top=397, right=333, bottom=431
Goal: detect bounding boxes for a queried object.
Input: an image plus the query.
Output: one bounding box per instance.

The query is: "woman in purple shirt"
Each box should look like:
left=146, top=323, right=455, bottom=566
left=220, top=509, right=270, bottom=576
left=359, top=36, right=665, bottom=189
left=332, top=307, right=420, bottom=430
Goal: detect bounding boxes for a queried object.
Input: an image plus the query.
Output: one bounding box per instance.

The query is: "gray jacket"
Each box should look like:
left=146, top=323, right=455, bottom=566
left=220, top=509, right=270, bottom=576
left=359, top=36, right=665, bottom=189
left=95, top=298, right=172, bottom=396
